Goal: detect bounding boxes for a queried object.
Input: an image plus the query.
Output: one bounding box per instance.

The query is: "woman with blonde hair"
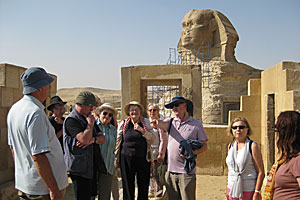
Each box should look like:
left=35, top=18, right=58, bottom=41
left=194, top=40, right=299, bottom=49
left=115, top=101, right=155, bottom=200
left=226, top=117, right=264, bottom=200
left=147, top=104, right=168, bottom=198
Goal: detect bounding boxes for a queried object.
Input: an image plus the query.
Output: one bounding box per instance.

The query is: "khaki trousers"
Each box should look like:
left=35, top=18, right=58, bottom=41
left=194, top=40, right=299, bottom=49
left=18, top=188, right=66, bottom=200
left=165, top=171, right=196, bottom=200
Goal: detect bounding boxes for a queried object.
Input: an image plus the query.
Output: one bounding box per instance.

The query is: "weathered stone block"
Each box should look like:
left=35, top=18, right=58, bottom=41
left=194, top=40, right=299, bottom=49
left=1, top=88, right=14, bottom=107
left=0, top=108, right=8, bottom=129
left=0, top=128, right=8, bottom=150
left=5, top=67, right=20, bottom=89
left=0, top=180, right=18, bottom=200
left=0, top=149, right=8, bottom=171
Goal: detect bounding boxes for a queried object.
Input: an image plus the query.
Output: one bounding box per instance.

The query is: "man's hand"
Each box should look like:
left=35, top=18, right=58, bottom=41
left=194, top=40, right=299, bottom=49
left=157, top=153, right=164, bottom=163
left=150, top=119, right=159, bottom=129
left=86, top=114, right=95, bottom=126
left=54, top=117, right=64, bottom=125
left=50, top=190, right=62, bottom=200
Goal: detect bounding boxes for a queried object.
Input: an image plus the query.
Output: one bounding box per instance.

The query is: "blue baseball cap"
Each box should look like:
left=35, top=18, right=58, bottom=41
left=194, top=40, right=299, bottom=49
left=21, top=67, right=54, bottom=95
left=165, top=96, right=187, bottom=109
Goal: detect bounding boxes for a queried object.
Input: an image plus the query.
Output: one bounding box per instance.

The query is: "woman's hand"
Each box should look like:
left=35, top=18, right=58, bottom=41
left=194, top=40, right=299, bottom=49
left=252, top=191, right=261, bottom=200
left=134, top=123, right=145, bottom=135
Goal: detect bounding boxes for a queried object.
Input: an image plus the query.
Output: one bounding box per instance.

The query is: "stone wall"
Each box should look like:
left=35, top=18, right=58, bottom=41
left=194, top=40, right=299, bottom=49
left=202, top=61, right=261, bottom=124
left=121, top=65, right=202, bottom=120
left=0, top=63, right=57, bottom=199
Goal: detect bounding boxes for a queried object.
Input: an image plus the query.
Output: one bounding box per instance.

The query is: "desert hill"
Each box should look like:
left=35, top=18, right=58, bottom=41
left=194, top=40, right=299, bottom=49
left=57, top=87, right=121, bottom=108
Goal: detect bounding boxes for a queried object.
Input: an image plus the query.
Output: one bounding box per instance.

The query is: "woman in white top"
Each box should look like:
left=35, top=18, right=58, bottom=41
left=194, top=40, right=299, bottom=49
left=226, top=117, right=264, bottom=200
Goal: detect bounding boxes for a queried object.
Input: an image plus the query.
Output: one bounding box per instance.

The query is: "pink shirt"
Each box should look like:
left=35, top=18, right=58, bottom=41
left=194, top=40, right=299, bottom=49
left=164, top=117, right=208, bottom=174
left=273, top=155, right=300, bottom=200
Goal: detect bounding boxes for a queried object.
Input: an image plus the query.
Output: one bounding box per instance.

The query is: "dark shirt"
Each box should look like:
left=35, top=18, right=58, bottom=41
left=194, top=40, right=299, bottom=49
left=64, top=117, right=106, bottom=173
left=121, top=122, right=147, bottom=158
left=49, top=116, right=65, bottom=152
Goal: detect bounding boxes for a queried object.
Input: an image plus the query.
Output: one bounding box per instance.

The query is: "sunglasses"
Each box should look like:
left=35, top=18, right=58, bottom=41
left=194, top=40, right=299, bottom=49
left=103, top=112, right=113, bottom=117
left=232, top=125, right=247, bottom=130
left=172, top=102, right=184, bottom=108
left=149, top=109, right=157, bottom=112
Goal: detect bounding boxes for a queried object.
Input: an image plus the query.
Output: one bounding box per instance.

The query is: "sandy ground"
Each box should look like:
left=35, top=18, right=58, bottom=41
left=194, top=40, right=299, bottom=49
left=64, top=175, right=228, bottom=200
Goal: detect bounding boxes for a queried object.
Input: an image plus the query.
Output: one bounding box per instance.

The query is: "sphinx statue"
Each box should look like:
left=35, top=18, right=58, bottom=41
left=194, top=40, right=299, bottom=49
left=177, top=9, right=239, bottom=63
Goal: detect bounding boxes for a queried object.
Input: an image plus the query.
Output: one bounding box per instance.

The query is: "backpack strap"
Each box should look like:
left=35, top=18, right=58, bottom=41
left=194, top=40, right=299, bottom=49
left=228, top=140, right=253, bottom=156
left=249, top=140, right=253, bottom=156
left=168, top=118, right=174, bottom=133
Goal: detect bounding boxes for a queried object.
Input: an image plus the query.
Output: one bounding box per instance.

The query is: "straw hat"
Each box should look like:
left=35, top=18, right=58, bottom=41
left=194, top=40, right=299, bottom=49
left=124, top=101, right=144, bottom=116
left=96, top=103, right=118, bottom=116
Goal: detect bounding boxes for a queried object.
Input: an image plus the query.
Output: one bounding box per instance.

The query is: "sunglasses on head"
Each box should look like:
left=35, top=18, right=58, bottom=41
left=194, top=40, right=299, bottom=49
left=149, top=109, right=157, bottom=112
left=232, top=125, right=247, bottom=130
left=103, top=112, right=113, bottom=117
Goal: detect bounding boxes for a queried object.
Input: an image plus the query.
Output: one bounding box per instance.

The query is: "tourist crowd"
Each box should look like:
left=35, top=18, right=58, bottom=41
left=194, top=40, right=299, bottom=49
left=7, top=67, right=300, bottom=200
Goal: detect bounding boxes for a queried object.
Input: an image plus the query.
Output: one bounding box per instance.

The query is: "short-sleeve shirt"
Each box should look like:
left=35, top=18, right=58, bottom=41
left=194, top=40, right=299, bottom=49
left=273, top=155, right=300, bottom=199
left=7, top=95, right=68, bottom=195
left=164, top=117, right=208, bottom=174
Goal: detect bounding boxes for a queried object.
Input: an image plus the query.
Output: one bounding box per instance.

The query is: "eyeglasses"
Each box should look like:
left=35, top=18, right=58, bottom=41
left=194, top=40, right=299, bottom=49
left=232, top=125, right=247, bottom=130
left=149, top=109, right=157, bottom=112
left=172, top=102, right=184, bottom=108
left=103, top=112, right=113, bottom=117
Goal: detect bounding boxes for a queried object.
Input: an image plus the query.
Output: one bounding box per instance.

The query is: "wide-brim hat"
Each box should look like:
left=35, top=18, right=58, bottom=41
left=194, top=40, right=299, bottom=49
left=21, top=67, right=54, bottom=95
left=47, top=96, right=67, bottom=111
left=96, top=103, right=118, bottom=116
left=124, top=101, right=144, bottom=116
left=75, top=91, right=97, bottom=107
left=165, top=96, right=187, bottom=109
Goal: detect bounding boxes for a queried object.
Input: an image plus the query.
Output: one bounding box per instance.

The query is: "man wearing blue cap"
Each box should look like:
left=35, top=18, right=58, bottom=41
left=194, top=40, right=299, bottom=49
left=151, top=96, right=208, bottom=200
left=7, top=67, right=68, bottom=200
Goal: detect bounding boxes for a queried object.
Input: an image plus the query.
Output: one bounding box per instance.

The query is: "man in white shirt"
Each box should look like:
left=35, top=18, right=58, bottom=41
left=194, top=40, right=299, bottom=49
left=7, top=67, right=68, bottom=200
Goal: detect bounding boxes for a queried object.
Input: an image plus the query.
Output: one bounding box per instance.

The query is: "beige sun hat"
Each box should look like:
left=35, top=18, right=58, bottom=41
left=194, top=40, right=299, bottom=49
left=96, top=103, right=118, bottom=116
left=124, top=101, right=144, bottom=116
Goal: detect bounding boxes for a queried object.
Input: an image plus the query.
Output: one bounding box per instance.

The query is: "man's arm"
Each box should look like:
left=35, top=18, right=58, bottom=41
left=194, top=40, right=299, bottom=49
left=9, top=145, right=14, bottom=161
left=32, top=152, right=62, bottom=200
left=193, top=140, right=208, bottom=155
left=74, top=114, right=95, bottom=145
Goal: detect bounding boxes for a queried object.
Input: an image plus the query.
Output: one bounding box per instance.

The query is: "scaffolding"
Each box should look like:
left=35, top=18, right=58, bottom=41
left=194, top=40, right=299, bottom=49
left=147, top=85, right=179, bottom=118
left=166, top=42, right=210, bottom=88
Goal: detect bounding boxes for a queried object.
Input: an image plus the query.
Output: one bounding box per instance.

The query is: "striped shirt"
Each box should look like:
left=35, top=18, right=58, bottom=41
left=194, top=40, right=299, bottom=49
left=96, top=119, right=117, bottom=175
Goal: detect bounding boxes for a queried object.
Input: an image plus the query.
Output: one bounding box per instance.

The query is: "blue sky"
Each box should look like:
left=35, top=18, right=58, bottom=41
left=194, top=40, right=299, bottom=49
left=1, top=0, right=299, bottom=90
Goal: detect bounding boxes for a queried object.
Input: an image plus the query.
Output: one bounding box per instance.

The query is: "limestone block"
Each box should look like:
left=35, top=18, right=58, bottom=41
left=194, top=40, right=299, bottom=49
left=1, top=88, right=14, bottom=107
left=286, top=69, right=300, bottom=91
left=0, top=66, right=5, bottom=87
left=0, top=108, right=8, bottom=129
left=5, top=67, right=20, bottom=89
left=248, top=79, right=261, bottom=96
left=0, top=149, right=8, bottom=171
left=13, top=88, right=22, bottom=104
left=240, top=95, right=261, bottom=112
left=0, top=128, right=8, bottom=150
left=197, top=143, right=223, bottom=168
left=0, top=180, right=18, bottom=200
left=293, top=91, right=300, bottom=111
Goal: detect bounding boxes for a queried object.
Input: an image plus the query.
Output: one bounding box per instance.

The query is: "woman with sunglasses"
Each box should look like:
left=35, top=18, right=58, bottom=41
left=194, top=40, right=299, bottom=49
left=115, top=101, right=155, bottom=200
left=226, top=117, right=264, bottom=200
left=95, top=103, right=118, bottom=200
left=147, top=104, right=168, bottom=198
left=266, top=111, right=300, bottom=200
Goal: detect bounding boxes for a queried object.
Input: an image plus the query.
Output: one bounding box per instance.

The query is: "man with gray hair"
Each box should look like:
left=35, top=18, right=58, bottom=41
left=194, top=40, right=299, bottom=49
left=7, top=67, right=68, bottom=200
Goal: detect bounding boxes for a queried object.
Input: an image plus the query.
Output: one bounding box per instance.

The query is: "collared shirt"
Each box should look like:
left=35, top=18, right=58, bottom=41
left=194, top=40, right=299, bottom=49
left=96, top=119, right=117, bottom=175
left=7, top=95, right=68, bottom=195
left=164, top=116, right=208, bottom=174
